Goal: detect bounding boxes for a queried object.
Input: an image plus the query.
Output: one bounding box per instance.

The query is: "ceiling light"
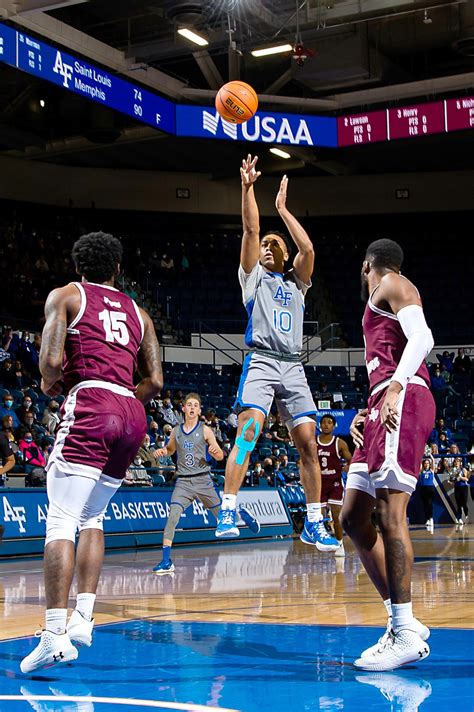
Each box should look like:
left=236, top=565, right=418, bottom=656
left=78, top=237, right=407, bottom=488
left=251, top=44, right=293, bottom=58
left=177, top=28, right=209, bottom=46
left=39, top=99, right=45, bottom=108
left=270, top=147, right=291, bottom=159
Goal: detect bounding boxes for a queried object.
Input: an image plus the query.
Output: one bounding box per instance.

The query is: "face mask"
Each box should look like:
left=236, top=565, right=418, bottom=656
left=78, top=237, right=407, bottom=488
left=24, top=437, right=33, bottom=443
left=50, top=406, right=59, bottom=412
left=24, top=401, right=32, bottom=408
left=5, top=400, right=13, bottom=407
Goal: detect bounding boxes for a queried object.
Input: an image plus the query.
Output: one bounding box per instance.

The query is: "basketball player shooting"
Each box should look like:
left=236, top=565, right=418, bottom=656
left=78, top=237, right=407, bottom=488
left=341, top=238, right=435, bottom=671
left=215, top=154, right=338, bottom=551
left=21, top=232, right=163, bottom=674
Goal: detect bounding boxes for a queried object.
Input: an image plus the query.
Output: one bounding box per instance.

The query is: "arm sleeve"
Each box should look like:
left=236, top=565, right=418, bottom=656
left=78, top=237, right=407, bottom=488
left=291, top=269, right=312, bottom=297
left=391, top=304, right=434, bottom=389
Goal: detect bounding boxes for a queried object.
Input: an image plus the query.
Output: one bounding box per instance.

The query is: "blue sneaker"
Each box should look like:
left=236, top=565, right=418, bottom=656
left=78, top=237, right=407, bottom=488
left=239, top=505, right=261, bottom=533
left=152, top=559, right=175, bottom=575
left=215, top=509, right=239, bottom=538
left=300, top=517, right=340, bottom=551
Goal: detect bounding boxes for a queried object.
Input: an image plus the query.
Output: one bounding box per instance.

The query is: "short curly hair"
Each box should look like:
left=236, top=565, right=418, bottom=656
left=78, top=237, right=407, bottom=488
left=71, top=232, right=123, bottom=282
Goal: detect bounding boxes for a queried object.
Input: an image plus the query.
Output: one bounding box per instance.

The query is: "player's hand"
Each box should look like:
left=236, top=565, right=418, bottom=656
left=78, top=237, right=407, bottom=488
left=275, top=174, right=288, bottom=212
left=240, top=154, right=261, bottom=188
left=380, top=385, right=401, bottom=432
left=41, top=378, right=63, bottom=397
left=208, top=444, right=221, bottom=459
left=350, top=408, right=368, bottom=449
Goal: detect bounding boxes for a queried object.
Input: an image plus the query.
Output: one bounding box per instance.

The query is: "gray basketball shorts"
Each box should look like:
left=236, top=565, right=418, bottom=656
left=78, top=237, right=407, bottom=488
left=171, top=473, right=221, bottom=511
left=233, top=352, right=317, bottom=428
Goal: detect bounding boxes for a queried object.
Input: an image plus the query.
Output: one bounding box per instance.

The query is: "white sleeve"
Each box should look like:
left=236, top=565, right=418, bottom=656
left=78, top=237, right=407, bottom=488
left=292, top=270, right=312, bottom=297
left=238, top=263, right=262, bottom=305
left=391, top=304, right=434, bottom=389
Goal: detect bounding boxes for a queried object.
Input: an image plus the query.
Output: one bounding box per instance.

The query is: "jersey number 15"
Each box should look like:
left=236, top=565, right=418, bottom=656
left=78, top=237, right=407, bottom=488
left=98, top=309, right=130, bottom=345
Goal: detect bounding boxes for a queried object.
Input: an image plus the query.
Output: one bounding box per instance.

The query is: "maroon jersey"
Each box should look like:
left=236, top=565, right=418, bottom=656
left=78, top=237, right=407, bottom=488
left=63, top=282, right=144, bottom=392
left=317, top=436, right=343, bottom=478
left=363, top=286, right=430, bottom=392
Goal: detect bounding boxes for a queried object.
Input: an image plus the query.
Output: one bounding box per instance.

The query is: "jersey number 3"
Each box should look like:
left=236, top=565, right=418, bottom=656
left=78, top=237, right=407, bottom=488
left=98, top=309, right=130, bottom=345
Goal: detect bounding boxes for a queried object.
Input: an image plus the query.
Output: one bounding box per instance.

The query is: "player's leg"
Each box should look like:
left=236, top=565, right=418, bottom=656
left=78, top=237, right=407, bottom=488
left=153, top=480, right=194, bottom=573
left=21, top=463, right=99, bottom=673
left=329, top=503, right=344, bottom=550
left=216, top=408, right=266, bottom=538
left=67, top=473, right=122, bottom=646
left=290, top=421, right=339, bottom=551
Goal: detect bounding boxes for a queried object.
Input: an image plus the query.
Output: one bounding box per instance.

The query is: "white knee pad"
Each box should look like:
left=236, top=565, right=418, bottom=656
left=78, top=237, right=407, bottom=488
left=78, top=474, right=122, bottom=533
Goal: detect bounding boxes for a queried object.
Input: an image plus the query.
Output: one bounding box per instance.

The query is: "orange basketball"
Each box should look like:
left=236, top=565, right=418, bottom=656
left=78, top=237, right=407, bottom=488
left=215, top=81, right=258, bottom=124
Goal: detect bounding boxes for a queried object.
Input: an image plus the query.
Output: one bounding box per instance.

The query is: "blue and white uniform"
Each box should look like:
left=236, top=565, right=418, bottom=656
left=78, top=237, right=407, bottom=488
left=234, top=263, right=317, bottom=429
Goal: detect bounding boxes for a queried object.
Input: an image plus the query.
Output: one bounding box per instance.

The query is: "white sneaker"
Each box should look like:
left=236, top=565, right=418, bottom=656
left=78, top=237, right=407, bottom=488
left=67, top=609, right=94, bottom=647
left=355, top=673, right=432, bottom=708
left=425, top=519, right=434, bottom=528
left=360, top=616, right=430, bottom=658
left=20, top=630, right=78, bottom=673
left=334, top=542, right=345, bottom=558
left=354, top=629, right=430, bottom=671
left=457, top=518, right=464, bottom=525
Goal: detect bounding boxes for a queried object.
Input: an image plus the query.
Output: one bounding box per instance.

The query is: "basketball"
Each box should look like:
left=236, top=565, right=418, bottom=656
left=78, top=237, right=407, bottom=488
left=215, top=81, right=258, bottom=124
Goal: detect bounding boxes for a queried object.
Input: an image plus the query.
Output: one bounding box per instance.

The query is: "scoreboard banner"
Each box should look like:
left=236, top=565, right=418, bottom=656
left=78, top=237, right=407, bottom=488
left=0, top=487, right=290, bottom=540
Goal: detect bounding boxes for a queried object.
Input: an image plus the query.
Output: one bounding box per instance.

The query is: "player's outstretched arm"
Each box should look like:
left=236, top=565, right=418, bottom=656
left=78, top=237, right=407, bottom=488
left=275, top=175, right=314, bottom=284
left=135, top=309, right=163, bottom=405
left=204, top=425, right=224, bottom=461
left=156, top=430, right=176, bottom=458
left=338, top=437, right=353, bottom=467
left=240, top=154, right=261, bottom=274
left=40, top=285, right=75, bottom=396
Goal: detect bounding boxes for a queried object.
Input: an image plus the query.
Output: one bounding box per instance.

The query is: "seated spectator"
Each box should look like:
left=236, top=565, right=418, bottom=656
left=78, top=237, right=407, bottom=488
left=0, top=360, right=16, bottom=390
left=438, top=432, right=450, bottom=454
left=162, top=423, right=173, bottom=444
left=2, top=326, right=20, bottom=358
left=158, top=397, right=181, bottom=427
left=15, top=394, right=38, bottom=423
left=244, top=461, right=263, bottom=487
left=125, top=455, right=153, bottom=487
left=18, top=432, right=46, bottom=469
left=454, top=348, right=471, bottom=374
left=2, top=414, right=18, bottom=452
left=0, top=395, right=20, bottom=429
left=0, top=430, right=15, bottom=486
left=148, top=419, right=160, bottom=446
left=137, top=434, right=159, bottom=468
left=436, top=350, right=455, bottom=373
left=16, top=411, right=47, bottom=443
left=271, top=414, right=290, bottom=444
left=430, top=365, right=459, bottom=398
left=19, top=331, right=40, bottom=376
left=42, top=400, right=61, bottom=436
left=12, top=359, right=29, bottom=390
left=430, top=418, right=453, bottom=444
left=226, top=411, right=238, bottom=439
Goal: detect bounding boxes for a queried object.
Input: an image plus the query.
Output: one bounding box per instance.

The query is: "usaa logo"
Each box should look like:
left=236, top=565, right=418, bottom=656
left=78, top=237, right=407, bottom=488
left=53, top=51, right=73, bottom=88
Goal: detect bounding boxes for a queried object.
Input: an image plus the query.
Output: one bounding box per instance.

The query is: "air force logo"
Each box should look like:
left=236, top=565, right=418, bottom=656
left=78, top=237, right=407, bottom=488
left=53, top=51, right=73, bottom=88
left=273, top=285, right=293, bottom=307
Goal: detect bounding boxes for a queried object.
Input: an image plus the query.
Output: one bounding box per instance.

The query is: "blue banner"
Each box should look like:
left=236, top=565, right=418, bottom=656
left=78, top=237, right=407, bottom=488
left=0, top=22, right=16, bottom=66
left=315, top=409, right=358, bottom=436
left=176, top=104, right=338, bottom=147
left=0, top=487, right=289, bottom=540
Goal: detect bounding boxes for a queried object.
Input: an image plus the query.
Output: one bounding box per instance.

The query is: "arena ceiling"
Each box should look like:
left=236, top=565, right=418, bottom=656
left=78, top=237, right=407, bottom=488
left=0, top=0, right=473, bottom=178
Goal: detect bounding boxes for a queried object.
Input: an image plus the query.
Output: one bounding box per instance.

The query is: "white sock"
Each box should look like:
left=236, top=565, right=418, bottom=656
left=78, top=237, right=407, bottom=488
left=383, top=598, right=392, bottom=618
left=222, top=494, right=237, bottom=511
left=392, top=602, right=414, bottom=633
left=45, top=608, right=68, bottom=635
left=307, top=503, right=323, bottom=523
left=76, top=592, right=96, bottom=621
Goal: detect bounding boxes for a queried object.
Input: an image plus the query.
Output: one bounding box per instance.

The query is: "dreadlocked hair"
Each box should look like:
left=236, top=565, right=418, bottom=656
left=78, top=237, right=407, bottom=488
left=72, top=232, right=123, bottom=283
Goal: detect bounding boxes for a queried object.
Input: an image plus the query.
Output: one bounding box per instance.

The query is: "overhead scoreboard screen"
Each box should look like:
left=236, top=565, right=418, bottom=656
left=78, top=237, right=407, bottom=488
left=0, top=21, right=175, bottom=134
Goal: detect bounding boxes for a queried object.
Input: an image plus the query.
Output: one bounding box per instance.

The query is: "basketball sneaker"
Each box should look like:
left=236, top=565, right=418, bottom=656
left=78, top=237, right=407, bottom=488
left=239, top=505, right=261, bottom=533
left=360, top=617, right=430, bottom=658
left=215, top=509, right=239, bottom=538
left=152, top=559, right=175, bottom=575
left=354, top=629, right=430, bottom=671
left=300, top=517, right=340, bottom=551
left=67, top=609, right=94, bottom=647
left=355, top=673, right=432, bottom=708
left=20, top=630, right=78, bottom=673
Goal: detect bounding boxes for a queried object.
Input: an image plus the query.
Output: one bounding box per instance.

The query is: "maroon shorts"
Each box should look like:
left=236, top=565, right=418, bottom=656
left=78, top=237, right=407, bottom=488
left=321, top=475, right=344, bottom=505
left=47, top=385, right=147, bottom=480
left=364, top=383, right=435, bottom=491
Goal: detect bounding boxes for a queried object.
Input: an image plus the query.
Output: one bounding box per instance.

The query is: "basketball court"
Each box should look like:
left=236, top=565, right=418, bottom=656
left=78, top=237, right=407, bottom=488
left=1, top=526, right=472, bottom=711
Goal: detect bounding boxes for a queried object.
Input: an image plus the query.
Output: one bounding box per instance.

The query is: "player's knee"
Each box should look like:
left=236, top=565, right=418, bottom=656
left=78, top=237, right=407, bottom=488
left=45, top=504, right=78, bottom=545
left=297, top=438, right=318, bottom=464
left=375, top=500, right=405, bottom=534
left=78, top=514, right=105, bottom=533
left=239, top=415, right=258, bottom=443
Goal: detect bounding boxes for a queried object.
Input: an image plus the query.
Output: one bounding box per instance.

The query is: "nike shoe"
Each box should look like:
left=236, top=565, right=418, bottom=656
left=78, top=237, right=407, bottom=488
left=152, top=559, right=175, bottom=575
left=67, top=609, right=94, bottom=647
left=355, top=673, right=432, bottom=709
left=20, top=630, right=78, bottom=674
left=361, top=617, right=430, bottom=659
left=299, top=517, right=340, bottom=551
left=215, top=509, right=239, bottom=538
left=239, top=505, right=261, bottom=533
left=354, top=629, right=430, bottom=671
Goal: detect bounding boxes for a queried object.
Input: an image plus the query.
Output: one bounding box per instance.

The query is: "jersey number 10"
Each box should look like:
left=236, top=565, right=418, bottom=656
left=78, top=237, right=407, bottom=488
left=273, top=308, right=292, bottom=334
left=98, top=309, right=130, bottom=345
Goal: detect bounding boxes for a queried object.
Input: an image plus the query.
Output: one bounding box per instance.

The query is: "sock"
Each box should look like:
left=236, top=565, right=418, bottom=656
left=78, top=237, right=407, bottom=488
left=45, top=608, right=68, bottom=635
left=222, top=494, right=237, bottom=511
left=392, top=602, right=414, bottom=633
left=383, top=598, right=392, bottom=619
left=76, top=593, right=96, bottom=622
left=307, top=503, right=323, bottom=523
left=162, top=545, right=171, bottom=564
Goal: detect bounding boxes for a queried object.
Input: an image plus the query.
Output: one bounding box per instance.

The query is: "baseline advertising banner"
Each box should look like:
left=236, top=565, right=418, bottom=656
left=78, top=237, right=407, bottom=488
left=1, top=487, right=290, bottom=541
left=176, top=104, right=338, bottom=147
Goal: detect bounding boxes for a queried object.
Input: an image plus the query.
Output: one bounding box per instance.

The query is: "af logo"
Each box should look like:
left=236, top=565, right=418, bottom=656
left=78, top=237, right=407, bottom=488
left=2, top=496, right=27, bottom=533
left=184, top=440, right=194, bottom=451
left=273, top=285, right=293, bottom=307
left=53, top=50, right=73, bottom=88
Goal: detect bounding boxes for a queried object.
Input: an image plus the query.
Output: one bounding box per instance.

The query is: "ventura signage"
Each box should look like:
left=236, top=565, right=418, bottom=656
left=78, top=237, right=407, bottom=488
left=176, top=104, right=338, bottom=147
